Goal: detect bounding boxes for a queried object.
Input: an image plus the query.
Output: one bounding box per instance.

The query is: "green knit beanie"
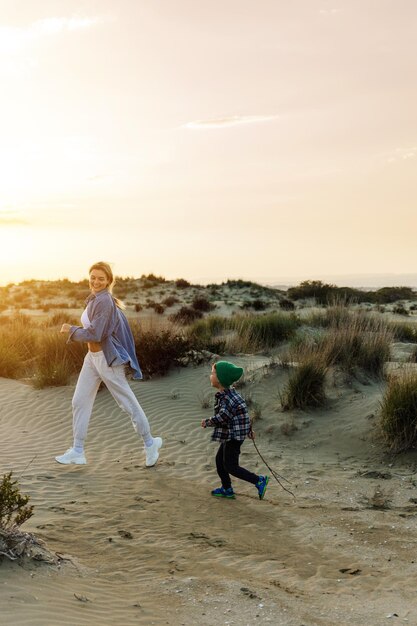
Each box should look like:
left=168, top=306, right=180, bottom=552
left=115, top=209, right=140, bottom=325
left=215, top=361, right=244, bottom=388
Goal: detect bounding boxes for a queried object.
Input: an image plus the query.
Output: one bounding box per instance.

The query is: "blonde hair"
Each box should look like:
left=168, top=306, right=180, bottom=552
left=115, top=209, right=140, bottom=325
left=89, top=261, right=125, bottom=310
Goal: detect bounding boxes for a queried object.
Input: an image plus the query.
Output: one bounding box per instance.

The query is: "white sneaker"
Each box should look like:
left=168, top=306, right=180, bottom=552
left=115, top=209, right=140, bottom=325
left=145, top=437, right=162, bottom=467
left=55, top=448, right=87, bottom=465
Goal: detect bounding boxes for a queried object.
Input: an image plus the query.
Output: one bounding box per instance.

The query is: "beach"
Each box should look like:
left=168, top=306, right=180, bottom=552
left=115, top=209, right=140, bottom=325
left=1, top=352, right=417, bottom=626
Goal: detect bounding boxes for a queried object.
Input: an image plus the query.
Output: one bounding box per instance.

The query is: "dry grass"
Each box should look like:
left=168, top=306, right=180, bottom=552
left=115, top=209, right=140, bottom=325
left=379, top=368, right=417, bottom=452
left=280, top=355, right=328, bottom=411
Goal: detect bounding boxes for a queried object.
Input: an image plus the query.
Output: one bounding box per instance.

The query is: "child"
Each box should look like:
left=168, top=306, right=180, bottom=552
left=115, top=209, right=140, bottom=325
left=201, top=361, right=269, bottom=500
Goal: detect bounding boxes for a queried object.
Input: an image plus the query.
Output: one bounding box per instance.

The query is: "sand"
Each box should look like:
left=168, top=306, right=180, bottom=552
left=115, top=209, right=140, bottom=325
left=1, top=356, right=417, bottom=626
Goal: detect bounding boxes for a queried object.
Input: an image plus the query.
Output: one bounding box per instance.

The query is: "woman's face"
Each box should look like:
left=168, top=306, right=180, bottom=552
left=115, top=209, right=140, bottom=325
left=89, top=268, right=109, bottom=294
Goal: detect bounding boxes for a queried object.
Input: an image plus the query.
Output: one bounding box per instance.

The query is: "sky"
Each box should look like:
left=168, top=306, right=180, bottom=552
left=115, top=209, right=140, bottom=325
left=0, top=0, right=416, bottom=286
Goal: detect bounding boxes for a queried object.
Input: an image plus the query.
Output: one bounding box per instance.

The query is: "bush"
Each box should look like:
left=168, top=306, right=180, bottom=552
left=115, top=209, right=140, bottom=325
left=175, top=278, right=191, bottom=288
left=0, top=472, right=56, bottom=563
left=241, top=299, right=267, bottom=311
left=231, top=313, right=300, bottom=349
left=140, top=273, right=166, bottom=284
left=187, top=316, right=228, bottom=353
left=192, top=296, right=215, bottom=312
left=380, top=370, right=417, bottom=451
left=374, top=286, right=415, bottom=304
left=187, top=312, right=299, bottom=354
left=392, top=304, right=409, bottom=316
left=152, top=303, right=165, bottom=315
left=280, top=357, right=327, bottom=410
left=132, top=325, right=192, bottom=377
left=169, top=306, right=203, bottom=325
left=279, top=298, right=295, bottom=311
left=302, top=309, right=392, bottom=378
left=320, top=324, right=391, bottom=377
left=162, top=296, right=180, bottom=307
left=390, top=321, right=417, bottom=342
left=0, top=472, right=33, bottom=532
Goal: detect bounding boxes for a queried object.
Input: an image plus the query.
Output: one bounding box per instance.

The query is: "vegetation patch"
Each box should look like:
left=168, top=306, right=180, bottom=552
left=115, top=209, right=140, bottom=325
left=280, top=356, right=328, bottom=411
left=380, top=369, right=417, bottom=452
left=0, top=472, right=56, bottom=563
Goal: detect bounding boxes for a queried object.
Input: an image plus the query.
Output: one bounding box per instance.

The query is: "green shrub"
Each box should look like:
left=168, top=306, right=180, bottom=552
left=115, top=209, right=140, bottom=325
left=279, top=298, right=295, bottom=311
left=187, top=316, right=228, bottom=353
left=380, top=370, right=417, bottom=451
left=169, top=306, right=203, bottom=325
left=301, top=309, right=392, bottom=377
left=162, top=295, right=180, bottom=307
left=175, top=278, right=191, bottom=288
left=280, top=357, right=327, bottom=410
left=389, top=321, right=417, bottom=342
left=0, top=472, right=33, bottom=532
left=132, top=325, right=192, bottom=377
left=140, top=273, right=166, bottom=284
left=191, top=296, right=215, bottom=312
left=231, top=313, right=300, bottom=348
left=320, top=324, right=391, bottom=377
left=392, top=304, right=409, bottom=316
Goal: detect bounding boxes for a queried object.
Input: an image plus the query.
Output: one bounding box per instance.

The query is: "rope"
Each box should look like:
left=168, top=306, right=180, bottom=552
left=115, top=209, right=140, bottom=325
left=250, top=434, right=296, bottom=498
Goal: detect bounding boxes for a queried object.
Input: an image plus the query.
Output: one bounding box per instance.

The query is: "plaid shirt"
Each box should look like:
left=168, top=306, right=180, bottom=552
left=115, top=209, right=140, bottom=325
left=204, top=388, right=251, bottom=442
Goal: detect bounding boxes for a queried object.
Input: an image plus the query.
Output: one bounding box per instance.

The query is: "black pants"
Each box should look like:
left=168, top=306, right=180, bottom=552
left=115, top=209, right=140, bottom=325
left=215, top=439, right=259, bottom=489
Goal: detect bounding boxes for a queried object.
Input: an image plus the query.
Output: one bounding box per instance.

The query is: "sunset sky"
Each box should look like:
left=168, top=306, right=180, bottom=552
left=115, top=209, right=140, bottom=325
left=1, top=0, right=416, bottom=285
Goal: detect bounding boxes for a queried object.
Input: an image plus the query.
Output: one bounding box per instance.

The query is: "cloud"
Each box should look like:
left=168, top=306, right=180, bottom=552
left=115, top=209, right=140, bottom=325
left=183, top=115, right=279, bottom=129
left=0, top=16, right=101, bottom=55
left=386, top=147, right=417, bottom=163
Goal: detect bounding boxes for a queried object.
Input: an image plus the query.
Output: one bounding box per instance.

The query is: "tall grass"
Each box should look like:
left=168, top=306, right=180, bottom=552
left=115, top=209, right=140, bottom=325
left=320, top=323, right=391, bottom=377
left=0, top=318, right=37, bottom=379
left=280, top=355, right=328, bottom=410
left=389, top=321, right=417, bottom=342
left=300, top=307, right=392, bottom=377
left=32, top=333, right=86, bottom=389
left=188, top=312, right=300, bottom=354
left=380, top=369, right=417, bottom=452
left=231, top=313, right=300, bottom=349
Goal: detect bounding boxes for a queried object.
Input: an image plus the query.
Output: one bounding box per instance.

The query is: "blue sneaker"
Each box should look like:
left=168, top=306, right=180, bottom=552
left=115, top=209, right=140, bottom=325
left=211, top=486, right=235, bottom=499
left=256, top=475, right=269, bottom=500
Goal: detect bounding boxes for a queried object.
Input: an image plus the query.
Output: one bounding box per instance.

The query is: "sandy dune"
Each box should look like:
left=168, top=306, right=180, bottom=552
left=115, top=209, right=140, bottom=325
left=1, top=357, right=417, bottom=626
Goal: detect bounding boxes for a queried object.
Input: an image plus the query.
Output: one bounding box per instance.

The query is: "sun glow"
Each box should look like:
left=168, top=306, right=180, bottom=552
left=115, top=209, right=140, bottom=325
left=0, top=224, right=39, bottom=283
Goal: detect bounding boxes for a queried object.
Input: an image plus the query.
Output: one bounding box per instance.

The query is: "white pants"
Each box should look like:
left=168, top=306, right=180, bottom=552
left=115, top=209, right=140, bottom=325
left=72, top=351, right=151, bottom=448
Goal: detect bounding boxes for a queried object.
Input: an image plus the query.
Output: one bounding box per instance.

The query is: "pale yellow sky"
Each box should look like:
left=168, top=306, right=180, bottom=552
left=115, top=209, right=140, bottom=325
left=1, top=0, right=416, bottom=285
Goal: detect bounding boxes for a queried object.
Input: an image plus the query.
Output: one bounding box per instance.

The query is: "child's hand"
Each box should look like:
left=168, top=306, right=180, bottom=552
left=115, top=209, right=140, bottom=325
left=248, top=429, right=255, bottom=440
left=201, top=420, right=207, bottom=428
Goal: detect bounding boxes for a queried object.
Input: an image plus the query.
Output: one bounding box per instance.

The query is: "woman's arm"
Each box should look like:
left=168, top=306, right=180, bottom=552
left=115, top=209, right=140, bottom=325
left=61, top=297, right=115, bottom=343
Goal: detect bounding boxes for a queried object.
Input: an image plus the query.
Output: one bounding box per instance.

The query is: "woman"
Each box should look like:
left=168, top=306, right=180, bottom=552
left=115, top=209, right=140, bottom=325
left=56, top=261, right=162, bottom=467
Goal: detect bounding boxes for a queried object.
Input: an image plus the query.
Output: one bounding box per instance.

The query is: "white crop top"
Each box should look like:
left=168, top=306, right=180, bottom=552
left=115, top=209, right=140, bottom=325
left=81, top=308, right=91, bottom=329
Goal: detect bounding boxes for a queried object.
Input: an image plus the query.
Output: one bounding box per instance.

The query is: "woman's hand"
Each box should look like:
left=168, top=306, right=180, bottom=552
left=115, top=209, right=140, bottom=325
left=60, top=323, right=71, bottom=333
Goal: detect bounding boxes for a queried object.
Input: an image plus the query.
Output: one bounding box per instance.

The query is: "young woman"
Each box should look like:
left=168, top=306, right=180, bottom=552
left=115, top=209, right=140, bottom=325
left=56, top=261, right=162, bottom=467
